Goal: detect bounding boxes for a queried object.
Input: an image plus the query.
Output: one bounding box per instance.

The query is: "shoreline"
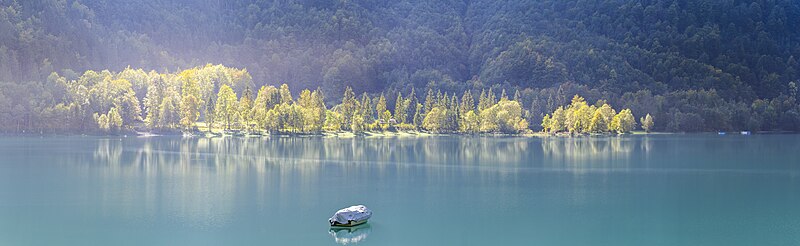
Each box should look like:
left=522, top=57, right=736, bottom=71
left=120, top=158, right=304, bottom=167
left=3, top=130, right=792, bottom=139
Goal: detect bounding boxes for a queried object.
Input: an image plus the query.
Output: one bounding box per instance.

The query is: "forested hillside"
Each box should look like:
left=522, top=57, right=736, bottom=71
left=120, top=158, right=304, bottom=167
left=1, top=0, right=799, bottom=132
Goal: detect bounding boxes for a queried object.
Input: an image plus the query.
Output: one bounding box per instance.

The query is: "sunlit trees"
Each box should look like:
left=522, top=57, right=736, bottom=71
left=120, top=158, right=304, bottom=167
left=324, top=110, right=343, bottom=132
left=108, top=108, right=123, bottom=133
left=376, top=93, right=391, bottom=129
left=253, top=85, right=279, bottom=131
left=588, top=104, right=615, bottom=133
left=356, top=92, right=372, bottom=130
left=298, top=89, right=326, bottom=132
left=157, top=89, right=180, bottom=129
left=95, top=113, right=108, bottom=132
left=611, top=109, right=637, bottom=134
left=641, top=114, right=654, bottom=132
left=143, top=75, right=165, bottom=129
left=564, top=95, right=592, bottom=133
left=238, top=87, right=254, bottom=131
left=423, top=89, right=435, bottom=114
left=478, top=99, right=528, bottom=133
left=541, top=94, right=642, bottom=135
left=179, top=70, right=202, bottom=131
left=340, top=86, right=358, bottom=131
left=422, top=107, right=447, bottom=133
left=215, top=84, right=238, bottom=130
left=460, top=110, right=480, bottom=133
left=94, top=107, right=122, bottom=133
left=547, top=106, right=566, bottom=133
left=394, top=93, right=405, bottom=124
left=541, top=114, right=552, bottom=132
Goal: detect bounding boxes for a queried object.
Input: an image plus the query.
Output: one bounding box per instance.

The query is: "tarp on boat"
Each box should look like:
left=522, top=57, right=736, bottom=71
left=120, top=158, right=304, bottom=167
left=329, top=205, right=372, bottom=224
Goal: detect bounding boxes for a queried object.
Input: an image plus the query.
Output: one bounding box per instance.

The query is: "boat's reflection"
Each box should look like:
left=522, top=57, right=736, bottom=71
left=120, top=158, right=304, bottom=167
left=328, top=223, right=371, bottom=245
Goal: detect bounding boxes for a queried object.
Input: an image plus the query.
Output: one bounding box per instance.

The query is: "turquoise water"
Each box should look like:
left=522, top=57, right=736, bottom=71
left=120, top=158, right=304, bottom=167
left=1, top=135, right=799, bottom=245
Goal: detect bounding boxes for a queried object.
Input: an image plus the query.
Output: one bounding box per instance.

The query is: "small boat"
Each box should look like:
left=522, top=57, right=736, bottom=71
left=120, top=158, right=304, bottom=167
left=741, top=131, right=751, bottom=135
left=329, top=205, right=372, bottom=227
left=718, top=131, right=726, bottom=135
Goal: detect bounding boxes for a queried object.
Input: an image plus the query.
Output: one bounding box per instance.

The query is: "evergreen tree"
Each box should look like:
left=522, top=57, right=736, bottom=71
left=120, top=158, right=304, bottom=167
left=488, top=88, right=497, bottom=105
left=413, top=103, right=424, bottom=129
left=359, top=92, right=373, bottom=125
left=239, top=87, right=256, bottom=130
left=340, top=86, right=358, bottom=130
left=407, top=88, right=418, bottom=122
left=424, top=88, right=435, bottom=114
left=312, top=89, right=327, bottom=131
left=449, top=94, right=460, bottom=131
left=460, top=90, right=475, bottom=115
left=279, top=84, right=292, bottom=105
left=435, top=90, right=444, bottom=108
left=376, top=93, right=390, bottom=124
left=478, top=89, right=488, bottom=112
left=394, top=92, right=407, bottom=124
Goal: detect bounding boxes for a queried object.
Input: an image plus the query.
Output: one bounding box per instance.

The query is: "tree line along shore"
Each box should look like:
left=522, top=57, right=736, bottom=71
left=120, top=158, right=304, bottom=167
left=6, top=64, right=800, bottom=136
left=0, top=65, right=659, bottom=136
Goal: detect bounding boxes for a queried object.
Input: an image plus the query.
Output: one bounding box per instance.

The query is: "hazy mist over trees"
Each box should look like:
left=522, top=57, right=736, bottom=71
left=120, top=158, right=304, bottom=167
left=1, top=0, right=799, bottom=133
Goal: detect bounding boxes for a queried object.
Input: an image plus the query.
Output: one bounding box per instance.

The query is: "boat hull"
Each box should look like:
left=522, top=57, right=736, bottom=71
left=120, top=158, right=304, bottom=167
left=330, top=219, right=368, bottom=227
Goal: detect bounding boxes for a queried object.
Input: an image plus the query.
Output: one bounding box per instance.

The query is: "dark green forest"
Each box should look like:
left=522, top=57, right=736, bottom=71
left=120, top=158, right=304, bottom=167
left=1, top=0, right=799, bottom=133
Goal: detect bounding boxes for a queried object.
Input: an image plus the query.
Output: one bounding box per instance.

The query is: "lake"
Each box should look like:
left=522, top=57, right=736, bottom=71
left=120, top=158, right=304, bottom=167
left=1, top=134, right=799, bottom=245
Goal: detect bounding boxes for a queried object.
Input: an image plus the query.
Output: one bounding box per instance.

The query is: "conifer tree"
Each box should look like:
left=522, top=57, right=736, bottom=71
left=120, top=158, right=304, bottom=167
left=413, top=103, right=424, bottom=129
left=279, top=84, right=292, bottom=105
left=478, top=89, right=488, bottom=112
left=376, top=93, right=389, bottom=123
left=460, top=90, right=475, bottom=115
left=360, top=92, right=373, bottom=124
left=487, top=88, right=496, bottom=105
left=407, top=88, right=417, bottom=122
left=394, top=92, right=407, bottom=124
left=340, top=86, right=358, bottom=130
left=424, top=88, right=435, bottom=115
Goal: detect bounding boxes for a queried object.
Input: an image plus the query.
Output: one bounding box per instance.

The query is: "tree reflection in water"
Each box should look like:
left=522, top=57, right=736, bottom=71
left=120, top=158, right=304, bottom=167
left=86, top=135, right=651, bottom=231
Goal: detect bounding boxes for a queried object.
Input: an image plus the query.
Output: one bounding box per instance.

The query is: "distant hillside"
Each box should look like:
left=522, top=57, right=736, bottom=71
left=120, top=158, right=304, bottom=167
left=1, top=0, right=799, bottom=132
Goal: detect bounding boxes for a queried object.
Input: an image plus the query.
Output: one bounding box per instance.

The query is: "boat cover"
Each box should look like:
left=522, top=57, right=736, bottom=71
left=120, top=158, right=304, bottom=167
left=329, top=205, right=372, bottom=224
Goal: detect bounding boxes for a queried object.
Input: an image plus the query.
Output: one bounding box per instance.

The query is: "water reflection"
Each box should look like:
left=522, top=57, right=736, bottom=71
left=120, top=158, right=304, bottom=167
left=539, top=136, right=645, bottom=174
left=329, top=224, right=372, bottom=245
left=83, top=136, right=649, bottom=229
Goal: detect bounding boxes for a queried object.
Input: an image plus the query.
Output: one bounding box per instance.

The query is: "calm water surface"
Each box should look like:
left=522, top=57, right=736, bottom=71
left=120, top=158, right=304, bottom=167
left=1, top=135, right=799, bottom=245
